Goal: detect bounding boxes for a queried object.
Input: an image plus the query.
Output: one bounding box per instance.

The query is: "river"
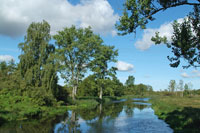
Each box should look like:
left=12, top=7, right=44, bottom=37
left=0, top=98, right=173, bottom=133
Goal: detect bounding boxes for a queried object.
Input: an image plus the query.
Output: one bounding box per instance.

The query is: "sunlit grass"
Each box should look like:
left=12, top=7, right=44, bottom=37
left=150, top=95, right=200, bottom=132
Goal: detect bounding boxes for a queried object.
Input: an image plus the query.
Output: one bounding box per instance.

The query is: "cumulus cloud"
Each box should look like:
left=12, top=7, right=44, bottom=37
left=191, top=70, right=200, bottom=77
left=181, top=70, right=200, bottom=78
left=0, top=55, right=14, bottom=62
left=135, top=18, right=184, bottom=50
left=181, top=72, right=190, bottom=78
left=116, top=61, right=134, bottom=72
left=0, top=0, right=119, bottom=37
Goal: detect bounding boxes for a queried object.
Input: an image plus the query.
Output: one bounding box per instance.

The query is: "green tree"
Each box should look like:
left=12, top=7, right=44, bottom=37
left=53, top=26, right=104, bottom=100
left=168, top=80, right=176, bottom=93
left=90, top=45, right=118, bottom=99
left=18, top=20, right=58, bottom=105
left=125, top=75, right=135, bottom=87
left=178, top=80, right=184, bottom=97
left=78, top=75, right=99, bottom=97
left=0, top=60, right=19, bottom=90
left=116, top=0, right=200, bottom=68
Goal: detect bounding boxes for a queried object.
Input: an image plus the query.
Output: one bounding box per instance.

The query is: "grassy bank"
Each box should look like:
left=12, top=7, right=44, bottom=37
left=0, top=92, right=68, bottom=125
left=150, top=95, right=200, bottom=132
left=0, top=94, right=109, bottom=126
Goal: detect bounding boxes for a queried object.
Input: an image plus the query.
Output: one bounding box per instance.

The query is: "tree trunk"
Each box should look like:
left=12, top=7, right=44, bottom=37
left=99, top=103, right=102, bottom=113
left=99, top=87, right=103, bottom=99
left=72, top=85, right=77, bottom=100
left=71, top=111, right=76, bottom=133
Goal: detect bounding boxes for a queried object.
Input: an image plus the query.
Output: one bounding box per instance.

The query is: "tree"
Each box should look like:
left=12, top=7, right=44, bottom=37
left=116, top=0, right=200, bottom=68
left=0, top=60, right=19, bottom=90
left=125, top=75, right=135, bottom=87
left=178, top=80, right=184, bottom=97
left=53, top=26, right=105, bottom=100
left=18, top=20, right=58, bottom=105
left=90, top=45, right=118, bottom=99
left=78, top=75, right=99, bottom=97
left=168, top=80, right=176, bottom=93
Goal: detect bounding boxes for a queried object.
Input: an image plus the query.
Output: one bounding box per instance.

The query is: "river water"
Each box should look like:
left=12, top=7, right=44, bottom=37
left=0, top=98, right=173, bottom=133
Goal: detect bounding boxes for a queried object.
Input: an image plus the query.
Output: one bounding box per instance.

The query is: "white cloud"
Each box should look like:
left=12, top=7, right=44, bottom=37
left=116, top=61, right=134, bottom=72
left=134, top=18, right=184, bottom=50
left=191, top=70, right=200, bottom=77
left=0, top=0, right=119, bottom=37
left=181, top=70, right=200, bottom=78
left=181, top=72, right=190, bottom=78
left=0, top=55, right=14, bottom=62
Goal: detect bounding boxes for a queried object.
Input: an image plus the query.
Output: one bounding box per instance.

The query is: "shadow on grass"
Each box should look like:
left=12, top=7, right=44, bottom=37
left=163, top=107, right=200, bottom=132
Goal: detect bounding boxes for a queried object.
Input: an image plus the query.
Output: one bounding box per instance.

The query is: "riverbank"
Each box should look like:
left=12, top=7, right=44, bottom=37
left=150, top=95, right=200, bottom=132
left=0, top=94, right=115, bottom=126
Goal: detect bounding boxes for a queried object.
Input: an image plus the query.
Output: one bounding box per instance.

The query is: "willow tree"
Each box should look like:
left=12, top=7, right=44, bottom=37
left=18, top=21, right=58, bottom=103
left=53, top=26, right=102, bottom=100
left=116, top=0, right=200, bottom=68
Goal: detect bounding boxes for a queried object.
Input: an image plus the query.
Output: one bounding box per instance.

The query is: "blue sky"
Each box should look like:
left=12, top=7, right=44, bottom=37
left=0, top=0, right=199, bottom=90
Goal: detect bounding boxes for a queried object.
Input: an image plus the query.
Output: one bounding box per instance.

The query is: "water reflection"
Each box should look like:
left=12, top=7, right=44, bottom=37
left=0, top=113, right=67, bottom=133
left=0, top=98, right=173, bottom=133
left=54, top=99, right=173, bottom=133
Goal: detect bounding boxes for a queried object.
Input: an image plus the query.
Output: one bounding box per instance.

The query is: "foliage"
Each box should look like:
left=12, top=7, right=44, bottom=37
left=0, top=60, right=20, bottom=90
left=125, top=75, right=135, bottom=87
left=78, top=75, right=124, bottom=97
left=18, top=20, right=58, bottom=105
left=123, top=76, right=153, bottom=96
left=53, top=26, right=101, bottom=100
left=168, top=80, right=176, bottom=92
left=116, top=0, right=200, bottom=35
left=0, top=88, right=68, bottom=123
left=89, top=41, right=118, bottom=99
left=53, top=26, right=118, bottom=100
left=152, top=6, right=200, bottom=68
left=117, top=0, right=200, bottom=68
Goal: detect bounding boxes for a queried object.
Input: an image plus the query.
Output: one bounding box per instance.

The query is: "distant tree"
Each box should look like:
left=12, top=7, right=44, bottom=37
left=168, top=80, right=176, bottom=93
left=188, top=82, right=193, bottom=96
left=184, top=83, right=189, bottom=96
left=18, top=20, right=58, bottom=105
left=146, top=85, right=153, bottom=92
left=116, top=0, right=200, bottom=68
left=184, top=82, right=194, bottom=96
left=135, top=83, right=148, bottom=96
left=178, top=80, right=184, bottom=97
left=125, top=75, right=135, bottom=87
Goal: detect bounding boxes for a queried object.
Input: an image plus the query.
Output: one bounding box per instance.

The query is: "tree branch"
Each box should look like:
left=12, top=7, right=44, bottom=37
left=147, top=2, right=200, bottom=19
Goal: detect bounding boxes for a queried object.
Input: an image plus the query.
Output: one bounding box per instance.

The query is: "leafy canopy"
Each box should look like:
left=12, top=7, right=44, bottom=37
left=116, top=0, right=200, bottom=68
left=18, top=20, right=58, bottom=105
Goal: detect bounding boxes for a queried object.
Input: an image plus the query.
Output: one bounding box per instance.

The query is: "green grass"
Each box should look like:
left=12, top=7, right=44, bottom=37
left=150, top=95, right=200, bottom=132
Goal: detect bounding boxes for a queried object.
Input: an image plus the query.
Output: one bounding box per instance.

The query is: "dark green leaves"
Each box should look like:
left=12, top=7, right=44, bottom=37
left=152, top=6, right=200, bottom=68
left=117, top=0, right=200, bottom=68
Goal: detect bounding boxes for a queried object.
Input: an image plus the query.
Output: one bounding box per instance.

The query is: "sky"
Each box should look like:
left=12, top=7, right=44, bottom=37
left=0, top=0, right=199, bottom=91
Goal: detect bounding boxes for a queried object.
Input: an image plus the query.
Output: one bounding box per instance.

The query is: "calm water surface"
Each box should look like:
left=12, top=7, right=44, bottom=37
left=0, top=98, right=173, bottom=133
